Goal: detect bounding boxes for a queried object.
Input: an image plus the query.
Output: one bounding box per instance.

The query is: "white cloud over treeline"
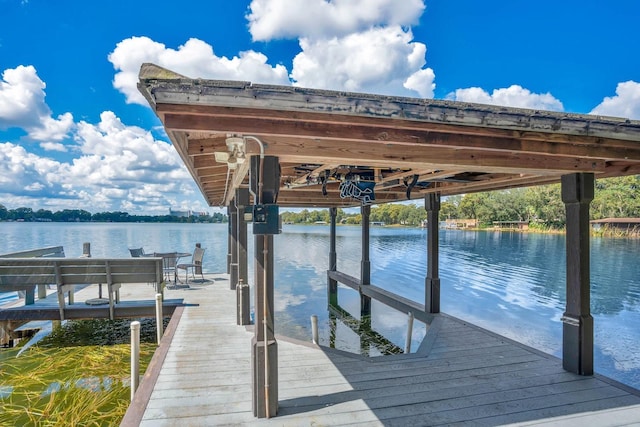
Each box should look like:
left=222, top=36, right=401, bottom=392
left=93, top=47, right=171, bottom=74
left=0, top=65, right=206, bottom=214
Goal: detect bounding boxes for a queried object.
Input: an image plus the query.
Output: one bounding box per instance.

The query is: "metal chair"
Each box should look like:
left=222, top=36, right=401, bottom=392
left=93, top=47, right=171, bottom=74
left=129, top=247, right=145, bottom=257
left=154, top=252, right=179, bottom=285
left=177, top=247, right=206, bottom=283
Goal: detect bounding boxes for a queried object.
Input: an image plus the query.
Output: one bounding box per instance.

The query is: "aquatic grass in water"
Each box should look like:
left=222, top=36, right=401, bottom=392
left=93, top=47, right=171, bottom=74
left=0, top=318, right=164, bottom=426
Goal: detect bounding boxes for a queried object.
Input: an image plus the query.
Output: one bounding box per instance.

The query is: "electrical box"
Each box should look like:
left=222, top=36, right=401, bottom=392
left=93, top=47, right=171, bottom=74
left=243, top=206, right=254, bottom=222
left=252, top=204, right=280, bottom=235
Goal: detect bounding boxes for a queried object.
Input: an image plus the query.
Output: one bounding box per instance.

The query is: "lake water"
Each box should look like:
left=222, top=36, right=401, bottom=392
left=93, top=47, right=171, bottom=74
left=1, top=222, right=639, bottom=390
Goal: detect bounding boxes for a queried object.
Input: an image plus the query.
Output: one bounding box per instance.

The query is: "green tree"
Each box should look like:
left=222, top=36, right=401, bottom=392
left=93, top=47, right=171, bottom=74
left=440, top=200, right=459, bottom=220
left=13, top=207, right=34, bottom=221
left=592, top=176, right=640, bottom=219
left=524, top=184, right=565, bottom=227
left=34, top=209, right=54, bottom=221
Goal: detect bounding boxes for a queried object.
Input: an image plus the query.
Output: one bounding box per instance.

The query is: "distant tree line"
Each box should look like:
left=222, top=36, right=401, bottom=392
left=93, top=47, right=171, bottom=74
left=2, top=177, right=637, bottom=228
left=0, top=206, right=227, bottom=223
left=280, top=176, right=640, bottom=230
left=281, top=203, right=428, bottom=227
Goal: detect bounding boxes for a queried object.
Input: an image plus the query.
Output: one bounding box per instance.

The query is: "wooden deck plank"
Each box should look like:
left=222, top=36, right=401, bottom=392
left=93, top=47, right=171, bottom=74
left=381, top=386, right=631, bottom=426
left=121, top=273, right=640, bottom=426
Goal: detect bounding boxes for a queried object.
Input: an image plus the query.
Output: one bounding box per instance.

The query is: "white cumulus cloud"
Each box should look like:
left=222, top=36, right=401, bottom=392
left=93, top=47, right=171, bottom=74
left=247, top=0, right=425, bottom=41
left=109, top=36, right=290, bottom=105
left=448, top=85, right=564, bottom=111
left=0, top=65, right=74, bottom=142
left=0, top=109, right=209, bottom=214
left=590, top=81, right=640, bottom=120
left=291, top=26, right=435, bottom=98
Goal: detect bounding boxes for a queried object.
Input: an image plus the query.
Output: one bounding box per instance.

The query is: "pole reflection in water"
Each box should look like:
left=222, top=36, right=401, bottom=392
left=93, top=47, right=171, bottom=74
left=327, top=302, right=403, bottom=356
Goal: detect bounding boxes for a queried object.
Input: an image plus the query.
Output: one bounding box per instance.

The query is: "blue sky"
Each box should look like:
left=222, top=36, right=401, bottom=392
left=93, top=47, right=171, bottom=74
left=1, top=0, right=639, bottom=215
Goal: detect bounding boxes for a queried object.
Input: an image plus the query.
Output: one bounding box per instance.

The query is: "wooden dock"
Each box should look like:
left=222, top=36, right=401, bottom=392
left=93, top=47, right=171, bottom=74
left=0, top=284, right=183, bottom=322
left=122, top=275, right=640, bottom=426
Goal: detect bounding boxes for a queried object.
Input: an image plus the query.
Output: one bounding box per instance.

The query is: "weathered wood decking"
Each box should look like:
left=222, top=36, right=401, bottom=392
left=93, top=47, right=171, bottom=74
left=123, top=275, right=640, bottom=426
left=0, top=283, right=182, bottom=321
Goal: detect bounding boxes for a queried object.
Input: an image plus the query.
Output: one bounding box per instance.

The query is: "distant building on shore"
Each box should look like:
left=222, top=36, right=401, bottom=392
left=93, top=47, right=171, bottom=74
left=169, top=208, right=208, bottom=218
left=492, top=221, right=529, bottom=231
left=440, top=219, right=479, bottom=229
left=590, top=218, right=640, bottom=236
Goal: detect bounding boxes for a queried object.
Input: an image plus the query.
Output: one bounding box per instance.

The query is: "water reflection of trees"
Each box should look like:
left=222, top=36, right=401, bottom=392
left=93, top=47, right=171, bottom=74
left=274, top=226, right=638, bottom=327
left=441, top=230, right=640, bottom=316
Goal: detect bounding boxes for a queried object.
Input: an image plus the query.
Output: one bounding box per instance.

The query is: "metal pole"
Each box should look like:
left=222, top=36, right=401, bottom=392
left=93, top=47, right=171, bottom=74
left=130, top=321, right=141, bottom=402
left=405, top=312, right=414, bottom=354
left=237, top=188, right=250, bottom=325
left=230, top=203, right=239, bottom=290
left=227, top=206, right=232, bottom=274
left=311, top=314, right=319, bottom=344
left=155, top=293, right=163, bottom=344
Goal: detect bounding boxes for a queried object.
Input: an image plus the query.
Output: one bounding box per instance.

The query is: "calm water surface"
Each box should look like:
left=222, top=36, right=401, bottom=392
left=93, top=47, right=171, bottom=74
left=1, top=222, right=639, bottom=390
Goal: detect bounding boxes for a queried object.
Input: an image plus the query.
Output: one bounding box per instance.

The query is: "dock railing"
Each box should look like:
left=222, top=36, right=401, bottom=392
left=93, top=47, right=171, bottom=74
left=0, top=246, right=65, bottom=304
left=327, top=270, right=433, bottom=324
left=0, top=257, right=164, bottom=320
left=326, top=270, right=433, bottom=355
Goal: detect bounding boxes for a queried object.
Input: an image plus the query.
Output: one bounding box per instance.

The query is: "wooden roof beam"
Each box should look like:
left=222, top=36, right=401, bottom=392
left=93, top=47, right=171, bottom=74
left=293, top=163, right=341, bottom=185
left=166, top=114, right=640, bottom=161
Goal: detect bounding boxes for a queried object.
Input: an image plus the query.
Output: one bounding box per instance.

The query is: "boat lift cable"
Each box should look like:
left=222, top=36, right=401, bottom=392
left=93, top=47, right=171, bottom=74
left=405, top=174, right=419, bottom=200
left=244, top=136, right=265, bottom=205
left=219, top=167, right=231, bottom=207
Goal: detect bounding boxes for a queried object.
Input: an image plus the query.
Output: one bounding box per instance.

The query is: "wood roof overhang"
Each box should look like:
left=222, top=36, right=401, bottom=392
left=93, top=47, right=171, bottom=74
left=137, top=63, right=640, bottom=208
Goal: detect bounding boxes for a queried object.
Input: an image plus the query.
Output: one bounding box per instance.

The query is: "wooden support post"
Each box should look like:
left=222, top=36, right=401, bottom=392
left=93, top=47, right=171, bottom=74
left=37, top=284, right=47, bottom=300
left=425, top=193, right=441, bottom=314
left=328, top=207, right=338, bottom=308
left=561, top=173, right=594, bottom=375
left=360, top=205, right=371, bottom=317
left=24, top=288, right=35, bottom=305
left=229, top=202, right=239, bottom=290
left=82, top=242, right=91, bottom=258
left=250, top=155, right=279, bottom=418
left=236, top=188, right=251, bottom=325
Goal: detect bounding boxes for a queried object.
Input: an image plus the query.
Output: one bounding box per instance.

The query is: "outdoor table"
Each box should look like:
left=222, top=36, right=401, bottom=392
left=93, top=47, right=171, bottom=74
left=152, top=252, right=191, bottom=286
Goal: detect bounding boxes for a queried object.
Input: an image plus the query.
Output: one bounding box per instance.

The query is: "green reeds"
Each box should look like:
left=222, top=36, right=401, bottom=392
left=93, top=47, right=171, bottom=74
left=0, top=318, right=163, bottom=426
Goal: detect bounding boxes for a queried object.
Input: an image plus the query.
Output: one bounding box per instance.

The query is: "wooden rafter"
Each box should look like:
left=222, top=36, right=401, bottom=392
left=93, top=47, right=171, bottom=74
left=138, top=64, right=640, bottom=208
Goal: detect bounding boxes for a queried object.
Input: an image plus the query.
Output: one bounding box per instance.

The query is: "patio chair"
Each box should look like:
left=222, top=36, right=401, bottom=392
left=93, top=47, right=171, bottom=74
left=129, top=247, right=145, bottom=257
left=177, top=247, right=206, bottom=283
left=154, top=252, right=179, bottom=285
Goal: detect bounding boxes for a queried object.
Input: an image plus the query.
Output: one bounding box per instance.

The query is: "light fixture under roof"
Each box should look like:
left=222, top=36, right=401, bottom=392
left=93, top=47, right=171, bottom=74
left=214, top=135, right=246, bottom=169
left=226, top=136, right=246, bottom=167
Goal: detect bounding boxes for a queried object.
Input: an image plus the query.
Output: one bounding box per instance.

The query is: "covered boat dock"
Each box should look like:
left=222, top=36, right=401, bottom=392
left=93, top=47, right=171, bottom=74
left=136, top=63, right=640, bottom=421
